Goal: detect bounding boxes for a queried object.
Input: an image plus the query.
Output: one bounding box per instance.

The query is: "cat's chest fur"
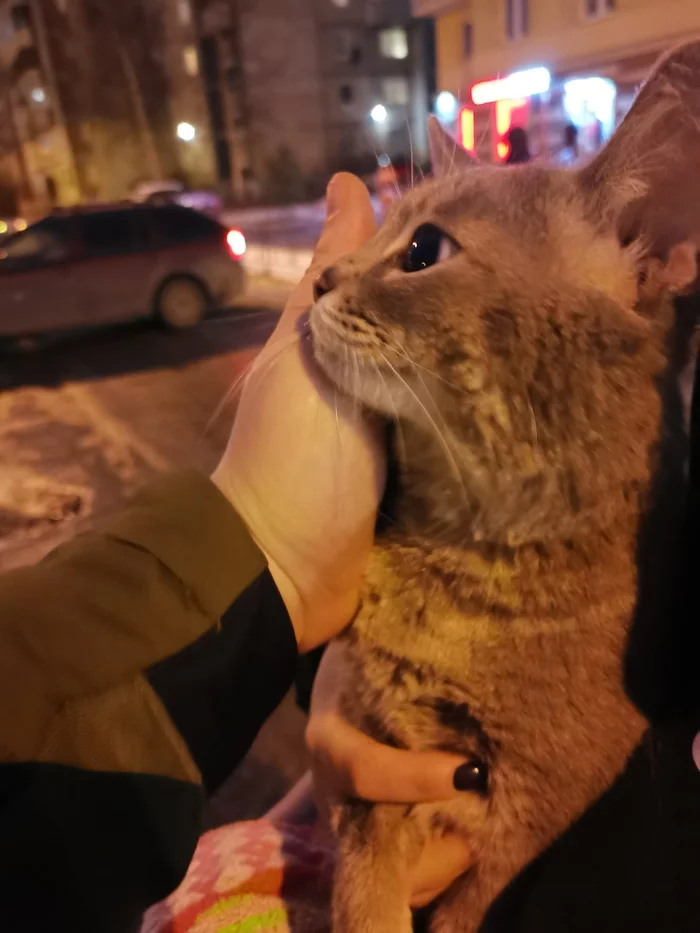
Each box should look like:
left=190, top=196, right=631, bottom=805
left=340, top=539, right=646, bottom=778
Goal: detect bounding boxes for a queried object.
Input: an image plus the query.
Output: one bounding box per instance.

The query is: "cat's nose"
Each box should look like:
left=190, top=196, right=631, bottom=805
left=313, top=266, right=338, bottom=301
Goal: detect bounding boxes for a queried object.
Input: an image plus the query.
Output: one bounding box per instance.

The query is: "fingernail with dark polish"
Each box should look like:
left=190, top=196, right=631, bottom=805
left=454, top=760, right=488, bottom=793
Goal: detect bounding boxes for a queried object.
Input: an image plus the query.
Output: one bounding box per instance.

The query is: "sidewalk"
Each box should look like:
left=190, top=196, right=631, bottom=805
left=228, top=197, right=382, bottom=283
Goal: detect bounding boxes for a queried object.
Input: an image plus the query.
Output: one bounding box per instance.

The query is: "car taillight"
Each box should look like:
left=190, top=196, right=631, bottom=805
left=226, top=228, right=246, bottom=260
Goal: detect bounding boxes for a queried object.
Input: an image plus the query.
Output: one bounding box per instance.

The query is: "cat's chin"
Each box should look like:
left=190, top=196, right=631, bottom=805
left=310, top=302, right=432, bottom=423
left=311, top=340, right=398, bottom=417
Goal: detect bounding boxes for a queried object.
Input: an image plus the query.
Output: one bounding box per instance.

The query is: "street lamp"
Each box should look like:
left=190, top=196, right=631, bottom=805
left=370, top=104, right=388, bottom=124
left=176, top=121, right=196, bottom=141
left=435, top=91, right=457, bottom=122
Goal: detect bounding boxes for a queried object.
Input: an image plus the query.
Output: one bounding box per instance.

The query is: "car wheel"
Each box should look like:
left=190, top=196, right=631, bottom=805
left=156, top=278, right=210, bottom=329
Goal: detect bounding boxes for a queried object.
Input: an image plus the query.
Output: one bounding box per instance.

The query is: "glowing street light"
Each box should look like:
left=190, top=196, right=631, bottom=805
left=370, top=104, right=388, bottom=124
left=176, top=121, right=196, bottom=141
left=435, top=91, right=458, bottom=122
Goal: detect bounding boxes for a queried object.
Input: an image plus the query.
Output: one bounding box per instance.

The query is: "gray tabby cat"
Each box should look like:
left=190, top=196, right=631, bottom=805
left=309, top=41, right=700, bottom=933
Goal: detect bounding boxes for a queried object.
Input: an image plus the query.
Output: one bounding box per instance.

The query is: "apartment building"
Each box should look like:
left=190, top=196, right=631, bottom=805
left=194, top=0, right=435, bottom=203
left=0, top=0, right=434, bottom=209
left=0, top=0, right=216, bottom=210
left=413, top=0, right=700, bottom=161
left=314, top=0, right=433, bottom=176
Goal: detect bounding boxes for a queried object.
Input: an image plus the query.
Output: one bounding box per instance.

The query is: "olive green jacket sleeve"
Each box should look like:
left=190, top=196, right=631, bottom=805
left=0, top=470, right=267, bottom=762
left=0, top=470, right=298, bottom=933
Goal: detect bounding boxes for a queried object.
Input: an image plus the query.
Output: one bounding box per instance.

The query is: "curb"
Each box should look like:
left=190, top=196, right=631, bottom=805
left=223, top=202, right=325, bottom=228
left=244, top=244, right=314, bottom=283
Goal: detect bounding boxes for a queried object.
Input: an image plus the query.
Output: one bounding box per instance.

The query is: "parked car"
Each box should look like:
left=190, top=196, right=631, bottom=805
left=131, top=180, right=224, bottom=217
left=0, top=203, right=247, bottom=337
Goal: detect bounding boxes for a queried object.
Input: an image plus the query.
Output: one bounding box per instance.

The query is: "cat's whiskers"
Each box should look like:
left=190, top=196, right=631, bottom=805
left=202, top=331, right=300, bottom=439
left=381, top=341, right=497, bottom=543
left=371, top=356, right=408, bottom=466
left=526, top=395, right=541, bottom=458
left=378, top=349, right=470, bottom=516
left=333, top=387, right=347, bottom=457
left=352, top=340, right=363, bottom=404
left=406, top=117, right=415, bottom=191
left=384, top=342, right=473, bottom=398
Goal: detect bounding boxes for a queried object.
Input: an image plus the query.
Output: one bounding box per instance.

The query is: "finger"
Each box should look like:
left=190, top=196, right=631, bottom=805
left=309, top=714, right=476, bottom=804
left=314, top=172, right=377, bottom=271
left=279, top=173, right=376, bottom=330
left=409, top=836, right=474, bottom=908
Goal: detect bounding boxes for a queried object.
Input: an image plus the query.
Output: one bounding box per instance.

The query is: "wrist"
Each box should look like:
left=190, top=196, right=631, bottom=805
left=210, top=466, right=307, bottom=646
left=210, top=466, right=364, bottom=652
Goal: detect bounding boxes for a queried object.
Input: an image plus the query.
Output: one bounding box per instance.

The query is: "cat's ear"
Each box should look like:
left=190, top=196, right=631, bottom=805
left=428, top=115, right=477, bottom=177
left=579, top=41, right=700, bottom=292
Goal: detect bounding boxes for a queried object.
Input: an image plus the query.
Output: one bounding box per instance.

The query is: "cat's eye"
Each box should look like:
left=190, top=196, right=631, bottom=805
left=402, top=223, right=459, bottom=273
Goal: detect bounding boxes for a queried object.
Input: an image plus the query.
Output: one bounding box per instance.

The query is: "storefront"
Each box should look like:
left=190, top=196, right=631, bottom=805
left=449, top=51, right=656, bottom=164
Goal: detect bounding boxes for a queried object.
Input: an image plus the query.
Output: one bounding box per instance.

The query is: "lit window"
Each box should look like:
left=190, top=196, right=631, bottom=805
left=463, top=23, right=473, bottom=58
left=382, top=77, right=410, bottom=106
left=334, top=29, right=361, bottom=64
left=178, top=0, right=192, bottom=25
left=379, top=28, right=408, bottom=60
left=583, top=0, right=615, bottom=18
left=505, top=0, right=529, bottom=40
left=183, top=45, right=199, bottom=76
left=30, top=87, right=46, bottom=104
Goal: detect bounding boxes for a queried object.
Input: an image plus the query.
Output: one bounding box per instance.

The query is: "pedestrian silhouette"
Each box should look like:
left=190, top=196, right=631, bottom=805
left=506, top=126, right=531, bottom=164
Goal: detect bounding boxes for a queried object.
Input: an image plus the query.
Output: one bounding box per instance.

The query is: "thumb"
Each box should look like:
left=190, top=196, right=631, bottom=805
left=313, top=172, right=377, bottom=271
left=279, top=173, right=377, bottom=330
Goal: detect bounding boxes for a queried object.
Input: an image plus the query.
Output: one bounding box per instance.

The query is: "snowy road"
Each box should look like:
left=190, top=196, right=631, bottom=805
left=0, top=291, right=286, bottom=571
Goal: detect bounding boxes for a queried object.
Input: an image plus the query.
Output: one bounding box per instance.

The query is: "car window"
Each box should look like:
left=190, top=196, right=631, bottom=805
left=0, top=224, right=69, bottom=268
left=79, top=210, right=149, bottom=257
left=150, top=206, right=220, bottom=245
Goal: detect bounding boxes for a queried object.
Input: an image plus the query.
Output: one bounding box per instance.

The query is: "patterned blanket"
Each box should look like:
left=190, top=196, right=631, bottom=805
left=141, top=820, right=334, bottom=933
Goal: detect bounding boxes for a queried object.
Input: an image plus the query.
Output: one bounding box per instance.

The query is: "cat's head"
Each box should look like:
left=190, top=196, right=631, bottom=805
left=310, top=43, right=700, bottom=548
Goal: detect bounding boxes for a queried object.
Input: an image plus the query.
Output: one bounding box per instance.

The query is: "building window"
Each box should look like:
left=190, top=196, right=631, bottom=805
left=177, top=0, right=192, bottom=25
left=183, top=45, right=199, bottom=76
left=583, top=0, right=615, bottom=18
left=382, top=77, right=410, bottom=106
left=505, top=0, right=528, bottom=40
left=334, top=29, right=362, bottom=65
left=463, top=22, right=473, bottom=58
left=10, top=4, right=31, bottom=32
left=332, top=0, right=350, bottom=7
left=339, top=84, right=354, bottom=104
left=379, top=28, right=409, bottom=60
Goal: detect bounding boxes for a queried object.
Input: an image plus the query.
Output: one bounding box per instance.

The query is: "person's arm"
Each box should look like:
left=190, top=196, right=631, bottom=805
left=0, top=471, right=297, bottom=933
left=0, top=470, right=289, bottom=760
left=0, top=173, right=385, bottom=933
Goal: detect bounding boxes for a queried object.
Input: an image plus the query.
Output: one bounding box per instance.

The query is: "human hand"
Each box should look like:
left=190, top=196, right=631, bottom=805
left=306, top=643, right=475, bottom=907
left=212, top=174, right=385, bottom=652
